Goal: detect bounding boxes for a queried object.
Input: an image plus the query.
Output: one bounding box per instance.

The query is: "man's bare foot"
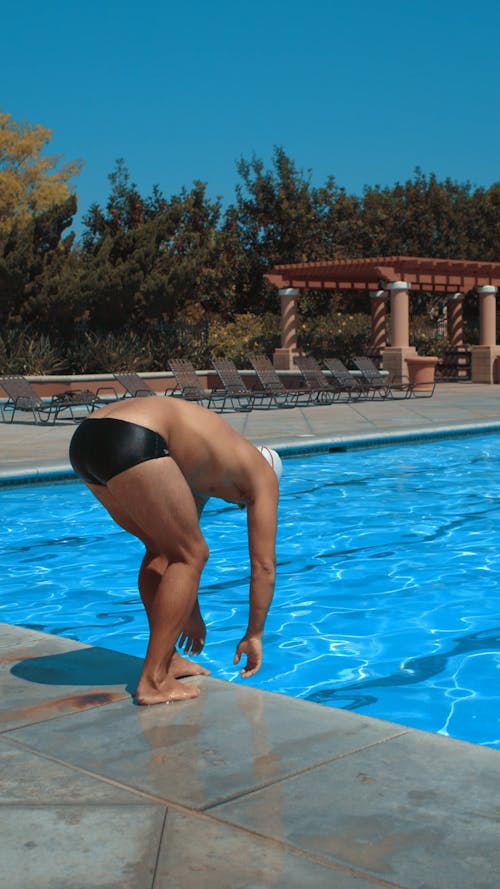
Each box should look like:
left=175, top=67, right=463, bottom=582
left=135, top=676, right=200, bottom=706
left=169, top=651, right=210, bottom=679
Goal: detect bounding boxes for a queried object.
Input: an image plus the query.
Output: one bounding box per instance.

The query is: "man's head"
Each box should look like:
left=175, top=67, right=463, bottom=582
left=257, top=445, right=283, bottom=481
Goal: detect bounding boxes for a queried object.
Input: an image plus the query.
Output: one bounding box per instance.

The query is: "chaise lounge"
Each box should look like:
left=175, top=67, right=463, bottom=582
left=168, top=358, right=246, bottom=412
left=294, top=356, right=343, bottom=404
left=352, top=356, right=413, bottom=399
left=0, top=376, right=101, bottom=424
left=249, top=354, right=314, bottom=408
left=323, top=358, right=370, bottom=400
left=111, top=373, right=160, bottom=398
left=211, top=357, right=296, bottom=410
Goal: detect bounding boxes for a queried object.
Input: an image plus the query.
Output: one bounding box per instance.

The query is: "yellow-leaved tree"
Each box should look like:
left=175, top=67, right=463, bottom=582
left=0, top=110, right=82, bottom=246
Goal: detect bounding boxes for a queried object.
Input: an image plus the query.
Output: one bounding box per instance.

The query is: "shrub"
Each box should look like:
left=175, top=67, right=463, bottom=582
left=409, top=316, right=450, bottom=359
left=62, top=319, right=212, bottom=372
left=298, top=311, right=372, bottom=364
left=208, top=313, right=280, bottom=366
left=65, top=331, right=155, bottom=374
left=153, top=320, right=211, bottom=368
left=0, top=330, right=68, bottom=374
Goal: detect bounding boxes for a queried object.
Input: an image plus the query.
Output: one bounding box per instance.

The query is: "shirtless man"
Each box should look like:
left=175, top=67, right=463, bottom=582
left=69, top=396, right=281, bottom=705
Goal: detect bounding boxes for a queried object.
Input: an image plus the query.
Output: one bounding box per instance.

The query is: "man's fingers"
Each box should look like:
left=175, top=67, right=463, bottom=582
left=177, top=634, right=205, bottom=656
left=178, top=633, right=192, bottom=653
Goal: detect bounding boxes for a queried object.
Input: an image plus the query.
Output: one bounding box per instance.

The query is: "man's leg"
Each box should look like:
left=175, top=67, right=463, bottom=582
left=88, top=456, right=209, bottom=703
left=139, top=551, right=209, bottom=677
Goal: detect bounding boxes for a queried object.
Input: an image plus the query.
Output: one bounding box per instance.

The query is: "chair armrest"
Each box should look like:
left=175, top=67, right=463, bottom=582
left=96, top=385, right=119, bottom=399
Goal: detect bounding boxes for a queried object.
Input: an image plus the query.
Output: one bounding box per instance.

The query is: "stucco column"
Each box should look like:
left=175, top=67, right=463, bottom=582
left=273, top=287, right=300, bottom=370
left=370, top=289, right=387, bottom=352
left=381, top=280, right=417, bottom=382
left=471, top=285, right=500, bottom=383
left=478, top=285, right=498, bottom=346
left=388, top=280, right=410, bottom=347
left=447, top=293, right=465, bottom=349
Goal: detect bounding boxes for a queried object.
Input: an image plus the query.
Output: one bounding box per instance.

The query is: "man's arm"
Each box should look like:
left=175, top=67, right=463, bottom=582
left=178, top=493, right=209, bottom=654
left=234, top=483, right=278, bottom=677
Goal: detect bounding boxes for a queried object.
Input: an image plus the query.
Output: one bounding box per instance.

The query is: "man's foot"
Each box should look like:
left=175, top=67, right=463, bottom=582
left=135, top=676, right=200, bottom=706
left=169, top=651, right=210, bottom=679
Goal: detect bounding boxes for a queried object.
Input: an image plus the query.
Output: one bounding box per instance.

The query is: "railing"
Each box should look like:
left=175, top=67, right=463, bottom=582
left=436, top=349, right=472, bottom=380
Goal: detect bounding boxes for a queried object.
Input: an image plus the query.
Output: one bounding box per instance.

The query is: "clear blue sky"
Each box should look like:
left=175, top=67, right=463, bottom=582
left=2, top=0, right=499, bottom=237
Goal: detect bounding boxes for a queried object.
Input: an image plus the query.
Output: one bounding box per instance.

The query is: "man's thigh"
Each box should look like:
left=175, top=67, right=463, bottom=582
left=105, top=456, right=205, bottom=560
left=86, top=482, right=148, bottom=538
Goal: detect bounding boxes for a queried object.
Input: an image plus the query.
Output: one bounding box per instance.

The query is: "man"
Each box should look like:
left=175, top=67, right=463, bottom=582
left=69, top=395, right=281, bottom=705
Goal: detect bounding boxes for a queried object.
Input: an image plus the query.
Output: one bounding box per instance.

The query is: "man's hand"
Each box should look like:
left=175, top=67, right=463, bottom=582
left=178, top=605, right=206, bottom=655
left=233, top=635, right=263, bottom=678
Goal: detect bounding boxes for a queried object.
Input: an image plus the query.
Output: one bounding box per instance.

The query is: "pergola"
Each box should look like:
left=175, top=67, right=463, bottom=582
left=266, top=256, right=500, bottom=383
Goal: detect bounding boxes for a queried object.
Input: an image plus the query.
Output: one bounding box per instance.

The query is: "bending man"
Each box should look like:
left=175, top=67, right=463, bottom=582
left=69, top=395, right=281, bottom=705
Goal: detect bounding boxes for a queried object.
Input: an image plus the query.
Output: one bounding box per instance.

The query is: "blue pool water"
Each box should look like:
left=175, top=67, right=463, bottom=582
left=2, top=433, right=500, bottom=748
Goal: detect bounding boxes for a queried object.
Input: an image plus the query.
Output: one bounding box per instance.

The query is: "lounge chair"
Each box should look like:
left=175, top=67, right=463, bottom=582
left=167, top=359, right=238, bottom=412
left=249, top=354, right=313, bottom=408
left=294, top=356, right=342, bottom=404
left=408, top=374, right=436, bottom=397
left=211, top=357, right=271, bottom=410
left=211, top=357, right=286, bottom=410
left=352, top=356, right=412, bottom=399
left=112, top=373, right=160, bottom=398
left=0, top=376, right=100, bottom=424
left=323, top=358, right=370, bottom=400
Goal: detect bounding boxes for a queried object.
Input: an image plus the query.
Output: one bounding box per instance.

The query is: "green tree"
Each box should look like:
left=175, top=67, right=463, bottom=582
left=358, top=169, right=500, bottom=260
left=77, top=161, right=230, bottom=330
left=226, top=147, right=318, bottom=313
left=466, top=183, right=500, bottom=261
left=225, top=146, right=361, bottom=314
left=0, top=194, right=77, bottom=330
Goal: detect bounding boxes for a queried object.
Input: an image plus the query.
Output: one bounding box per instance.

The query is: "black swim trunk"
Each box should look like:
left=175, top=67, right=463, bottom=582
left=69, top=417, right=170, bottom=486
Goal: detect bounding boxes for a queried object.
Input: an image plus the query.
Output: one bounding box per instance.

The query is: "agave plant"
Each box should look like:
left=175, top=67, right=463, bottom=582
left=65, top=330, right=154, bottom=374
left=0, top=330, right=68, bottom=374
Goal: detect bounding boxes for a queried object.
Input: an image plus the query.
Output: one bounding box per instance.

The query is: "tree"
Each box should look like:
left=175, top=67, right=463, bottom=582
left=0, top=195, right=77, bottom=329
left=78, top=162, right=230, bottom=329
left=226, top=148, right=318, bottom=313
left=225, top=146, right=361, bottom=314
left=358, top=169, right=500, bottom=260
left=0, top=111, right=81, bottom=247
left=466, top=183, right=500, bottom=262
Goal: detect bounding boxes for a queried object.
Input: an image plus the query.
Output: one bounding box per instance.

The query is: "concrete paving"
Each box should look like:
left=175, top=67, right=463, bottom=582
left=1, top=382, right=500, bottom=888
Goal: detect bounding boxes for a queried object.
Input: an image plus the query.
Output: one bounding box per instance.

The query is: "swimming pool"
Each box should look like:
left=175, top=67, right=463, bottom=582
left=2, top=432, right=499, bottom=749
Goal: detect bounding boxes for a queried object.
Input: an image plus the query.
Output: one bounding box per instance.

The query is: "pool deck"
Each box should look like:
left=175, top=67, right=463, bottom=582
left=1, top=382, right=500, bottom=888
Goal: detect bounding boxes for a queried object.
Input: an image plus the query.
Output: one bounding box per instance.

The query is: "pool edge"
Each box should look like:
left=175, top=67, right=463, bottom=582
left=3, top=419, right=500, bottom=485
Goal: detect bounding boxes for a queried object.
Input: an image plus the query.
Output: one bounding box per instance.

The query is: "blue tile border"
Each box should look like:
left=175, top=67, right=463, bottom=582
left=272, top=420, right=500, bottom=458
left=0, top=467, right=76, bottom=486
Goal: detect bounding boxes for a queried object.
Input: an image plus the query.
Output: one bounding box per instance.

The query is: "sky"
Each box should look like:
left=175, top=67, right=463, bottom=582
left=2, top=0, right=499, bottom=238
